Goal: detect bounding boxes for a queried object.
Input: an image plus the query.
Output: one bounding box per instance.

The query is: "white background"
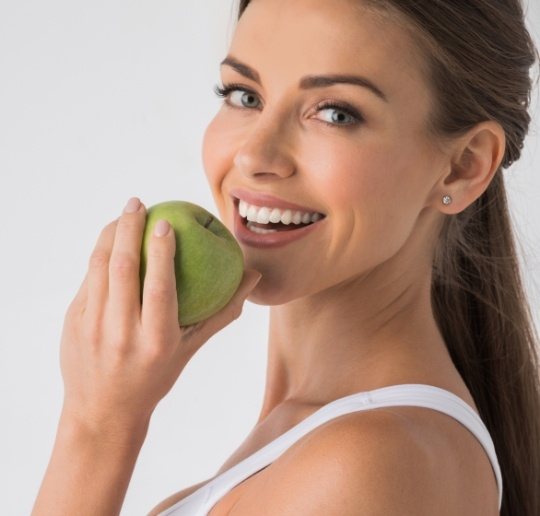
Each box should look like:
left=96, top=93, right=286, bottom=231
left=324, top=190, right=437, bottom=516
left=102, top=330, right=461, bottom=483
left=1, top=1, right=539, bottom=514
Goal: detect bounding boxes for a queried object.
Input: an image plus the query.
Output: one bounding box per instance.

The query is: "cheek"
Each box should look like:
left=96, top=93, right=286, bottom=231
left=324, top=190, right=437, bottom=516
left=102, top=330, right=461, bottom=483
left=318, top=140, right=420, bottom=211
left=303, top=139, right=395, bottom=209
left=201, top=115, right=238, bottom=228
left=202, top=114, right=228, bottom=188
left=305, top=139, right=423, bottom=258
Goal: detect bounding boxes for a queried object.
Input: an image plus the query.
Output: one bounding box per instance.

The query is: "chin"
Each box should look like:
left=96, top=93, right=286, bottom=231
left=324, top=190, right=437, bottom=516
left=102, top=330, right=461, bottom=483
left=244, top=279, right=300, bottom=307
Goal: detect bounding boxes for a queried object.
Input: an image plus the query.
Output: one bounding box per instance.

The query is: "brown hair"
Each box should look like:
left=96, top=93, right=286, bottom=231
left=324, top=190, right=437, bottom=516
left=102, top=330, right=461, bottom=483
left=235, top=0, right=540, bottom=514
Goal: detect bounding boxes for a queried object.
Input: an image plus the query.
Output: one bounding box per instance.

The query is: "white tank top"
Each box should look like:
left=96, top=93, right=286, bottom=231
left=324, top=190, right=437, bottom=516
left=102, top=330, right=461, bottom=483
left=158, top=384, right=503, bottom=515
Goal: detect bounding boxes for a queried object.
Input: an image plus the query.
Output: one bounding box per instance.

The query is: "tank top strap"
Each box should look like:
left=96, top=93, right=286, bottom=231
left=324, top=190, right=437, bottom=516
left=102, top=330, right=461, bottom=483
left=160, top=383, right=503, bottom=515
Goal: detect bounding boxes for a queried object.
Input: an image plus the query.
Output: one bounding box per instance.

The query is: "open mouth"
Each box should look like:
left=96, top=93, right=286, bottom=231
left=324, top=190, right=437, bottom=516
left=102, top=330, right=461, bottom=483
left=234, top=197, right=326, bottom=233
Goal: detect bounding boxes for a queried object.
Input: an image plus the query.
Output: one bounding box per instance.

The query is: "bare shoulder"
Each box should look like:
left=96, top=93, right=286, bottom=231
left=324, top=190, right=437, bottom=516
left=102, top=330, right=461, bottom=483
left=229, top=408, right=498, bottom=516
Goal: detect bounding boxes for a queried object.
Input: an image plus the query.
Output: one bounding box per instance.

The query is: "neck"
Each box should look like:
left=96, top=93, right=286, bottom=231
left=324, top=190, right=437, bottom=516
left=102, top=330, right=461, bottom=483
left=256, top=260, right=454, bottom=424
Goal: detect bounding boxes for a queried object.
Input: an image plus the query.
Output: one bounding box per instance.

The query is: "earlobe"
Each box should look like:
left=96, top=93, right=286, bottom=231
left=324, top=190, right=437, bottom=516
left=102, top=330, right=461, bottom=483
left=434, top=121, right=506, bottom=213
left=442, top=195, right=453, bottom=206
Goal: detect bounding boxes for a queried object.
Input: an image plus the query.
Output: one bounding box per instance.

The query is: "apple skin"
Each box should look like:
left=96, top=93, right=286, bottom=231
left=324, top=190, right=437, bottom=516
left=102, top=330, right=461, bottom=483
left=139, top=200, right=244, bottom=327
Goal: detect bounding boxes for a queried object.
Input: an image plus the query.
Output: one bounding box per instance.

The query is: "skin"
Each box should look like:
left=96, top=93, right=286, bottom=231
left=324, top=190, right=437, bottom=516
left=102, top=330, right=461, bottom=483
left=32, top=199, right=261, bottom=514
left=202, top=0, right=506, bottom=421
left=33, top=0, right=506, bottom=513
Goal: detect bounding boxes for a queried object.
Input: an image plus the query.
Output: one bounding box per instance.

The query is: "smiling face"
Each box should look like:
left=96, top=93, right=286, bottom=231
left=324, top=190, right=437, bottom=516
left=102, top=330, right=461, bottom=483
left=202, top=0, right=449, bottom=305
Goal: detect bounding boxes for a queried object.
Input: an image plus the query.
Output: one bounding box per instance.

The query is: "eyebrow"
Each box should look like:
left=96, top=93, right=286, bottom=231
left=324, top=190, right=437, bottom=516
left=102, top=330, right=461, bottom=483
left=220, top=55, right=388, bottom=103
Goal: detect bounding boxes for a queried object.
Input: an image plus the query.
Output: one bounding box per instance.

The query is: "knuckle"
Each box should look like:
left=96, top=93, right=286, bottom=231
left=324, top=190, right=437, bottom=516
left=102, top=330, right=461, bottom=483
left=106, top=219, right=119, bottom=232
left=143, top=343, right=168, bottom=366
left=99, top=220, right=118, bottom=241
left=117, top=215, right=140, bottom=233
left=89, top=248, right=110, bottom=270
left=144, top=280, right=174, bottom=303
left=81, top=321, right=103, bottom=349
left=147, top=243, right=172, bottom=261
left=108, top=326, right=132, bottom=354
left=65, top=299, right=82, bottom=322
left=63, top=306, right=77, bottom=332
left=66, top=293, right=82, bottom=314
left=110, top=252, right=137, bottom=279
left=99, top=220, right=115, bottom=237
left=146, top=249, right=162, bottom=262
left=215, top=302, right=243, bottom=325
left=230, top=301, right=244, bottom=320
left=224, top=298, right=244, bottom=319
left=233, top=306, right=243, bottom=320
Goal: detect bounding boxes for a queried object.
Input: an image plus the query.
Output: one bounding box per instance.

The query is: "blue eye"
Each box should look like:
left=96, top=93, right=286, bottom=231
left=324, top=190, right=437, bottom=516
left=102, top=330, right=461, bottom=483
left=235, top=90, right=260, bottom=109
left=214, top=83, right=261, bottom=109
left=314, top=102, right=362, bottom=127
left=213, top=83, right=364, bottom=128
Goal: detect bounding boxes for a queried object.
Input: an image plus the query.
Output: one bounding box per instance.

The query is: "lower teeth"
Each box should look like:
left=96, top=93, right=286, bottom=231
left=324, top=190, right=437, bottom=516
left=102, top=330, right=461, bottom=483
left=247, top=222, right=278, bottom=234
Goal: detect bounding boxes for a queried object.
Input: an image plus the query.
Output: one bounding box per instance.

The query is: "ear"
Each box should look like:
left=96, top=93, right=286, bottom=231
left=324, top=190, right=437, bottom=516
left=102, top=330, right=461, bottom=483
left=428, top=120, right=506, bottom=214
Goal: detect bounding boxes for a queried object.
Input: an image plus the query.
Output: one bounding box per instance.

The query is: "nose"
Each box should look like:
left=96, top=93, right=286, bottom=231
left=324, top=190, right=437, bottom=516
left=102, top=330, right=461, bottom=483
left=233, top=116, right=296, bottom=181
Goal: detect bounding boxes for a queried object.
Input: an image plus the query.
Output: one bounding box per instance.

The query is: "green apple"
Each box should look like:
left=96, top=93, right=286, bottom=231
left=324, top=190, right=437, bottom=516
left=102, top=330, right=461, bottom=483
left=139, top=200, right=244, bottom=327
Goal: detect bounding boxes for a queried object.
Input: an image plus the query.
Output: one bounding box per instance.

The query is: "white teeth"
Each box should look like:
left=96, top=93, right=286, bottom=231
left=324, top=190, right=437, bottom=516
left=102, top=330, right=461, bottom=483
left=255, top=207, right=272, bottom=224
left=238, top=199, right=323, bottom=225
left=269, top=208, right=282, bottom=223
left=281, top=210, right=292, bottom=225
left=246, top=204, right=258, bottom=221
left=247, top=222, right=278, bottom=234
left=239, top=200, right=248, bottom=218
left=292, top=211, right=302, bottom=224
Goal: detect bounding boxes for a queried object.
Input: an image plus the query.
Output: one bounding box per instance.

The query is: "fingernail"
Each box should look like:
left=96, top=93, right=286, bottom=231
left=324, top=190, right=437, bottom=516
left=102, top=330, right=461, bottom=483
left=124, top=197, right=141, bottom=213
left=154, top=219, right=170, bottom=237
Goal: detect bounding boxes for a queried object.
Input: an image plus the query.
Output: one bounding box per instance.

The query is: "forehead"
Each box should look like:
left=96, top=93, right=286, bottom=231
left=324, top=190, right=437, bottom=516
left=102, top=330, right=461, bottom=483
left=228, top=0, right=426, bottom=98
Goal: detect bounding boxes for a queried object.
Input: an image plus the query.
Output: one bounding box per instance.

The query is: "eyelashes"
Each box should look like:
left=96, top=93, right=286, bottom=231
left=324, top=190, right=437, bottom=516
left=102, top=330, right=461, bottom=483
left=213, top=82, right=365, bottom=129
left=214, top=83, right=259, bottom=109
left=213, top=82, right=245, bottom=98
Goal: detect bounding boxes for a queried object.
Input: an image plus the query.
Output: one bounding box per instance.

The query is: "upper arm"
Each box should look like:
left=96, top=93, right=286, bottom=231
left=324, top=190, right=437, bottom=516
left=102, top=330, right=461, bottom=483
left=230, top=410, right=448, bottom=516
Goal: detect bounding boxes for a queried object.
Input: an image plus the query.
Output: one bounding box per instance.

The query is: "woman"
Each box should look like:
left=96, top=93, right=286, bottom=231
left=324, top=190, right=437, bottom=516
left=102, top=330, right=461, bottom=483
left=32, top=0, right=540, bottom=514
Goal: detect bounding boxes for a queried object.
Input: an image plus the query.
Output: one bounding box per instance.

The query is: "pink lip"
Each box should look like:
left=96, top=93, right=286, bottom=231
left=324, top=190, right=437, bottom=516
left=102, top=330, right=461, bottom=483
left=232, top=201, right=326, bottom=249
left=229, top=187, right=325, bottom=214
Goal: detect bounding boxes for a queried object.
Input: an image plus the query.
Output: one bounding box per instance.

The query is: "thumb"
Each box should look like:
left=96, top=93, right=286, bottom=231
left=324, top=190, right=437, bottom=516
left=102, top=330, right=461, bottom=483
left=238, top=269, right=262, bottom=297
left=186, top=269, right=262, bottom=343
left=225, top=268, right=262, bottom=319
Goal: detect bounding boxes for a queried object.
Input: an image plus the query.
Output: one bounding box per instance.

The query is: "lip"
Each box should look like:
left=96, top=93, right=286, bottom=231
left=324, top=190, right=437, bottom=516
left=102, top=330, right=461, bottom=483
left=233, top=199, right=326, bottom=249
left=229, top=187, right=325, bottom=215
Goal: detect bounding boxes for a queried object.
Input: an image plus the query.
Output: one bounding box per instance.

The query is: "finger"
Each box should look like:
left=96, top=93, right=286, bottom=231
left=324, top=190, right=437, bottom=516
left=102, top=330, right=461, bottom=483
left=86, top=219, right=118, bottom=319
left=187, top=269, right=262, bottom=344
left=69, top=272, right=88, bottom=314
left=140, top=219, right=179, bottom=342
left=108, top=197, right=146, bottom=322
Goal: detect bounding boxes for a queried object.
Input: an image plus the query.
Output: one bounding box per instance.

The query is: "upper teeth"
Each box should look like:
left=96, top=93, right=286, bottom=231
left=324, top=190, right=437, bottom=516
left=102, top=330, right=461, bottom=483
left=238, top=199, right=323, bottom=225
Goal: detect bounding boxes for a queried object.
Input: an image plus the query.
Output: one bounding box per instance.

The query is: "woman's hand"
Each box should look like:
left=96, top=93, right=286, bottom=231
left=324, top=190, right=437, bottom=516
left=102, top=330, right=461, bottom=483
left=59, top=197, right=261, bottom=434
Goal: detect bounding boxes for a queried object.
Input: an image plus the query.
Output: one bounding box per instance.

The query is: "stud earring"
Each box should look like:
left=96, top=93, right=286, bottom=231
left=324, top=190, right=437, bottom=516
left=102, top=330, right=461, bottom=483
left=442, top=195, right=453, bottom=206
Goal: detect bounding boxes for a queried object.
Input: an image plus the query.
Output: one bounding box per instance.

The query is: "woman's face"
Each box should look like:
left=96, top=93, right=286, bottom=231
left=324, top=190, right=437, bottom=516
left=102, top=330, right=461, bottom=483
left=202, top=0, right=447, bottom=305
